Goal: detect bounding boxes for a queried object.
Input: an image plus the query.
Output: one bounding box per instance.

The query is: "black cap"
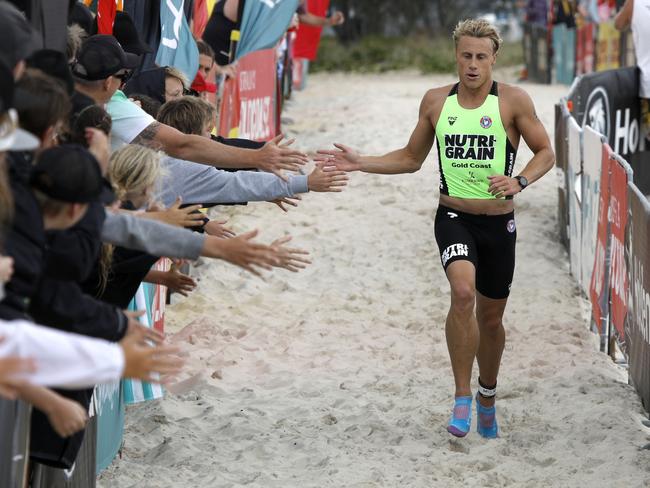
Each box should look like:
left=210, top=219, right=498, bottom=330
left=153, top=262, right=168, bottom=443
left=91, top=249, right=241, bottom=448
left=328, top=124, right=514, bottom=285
left=27, top=49, right=75, bottom=95
left=72, top=35, right=140, bottom=81
left=92, top=11, right=153, bottom=55
left=0, top=2, right=41, bottom=70
left=31, top=144, right=108, bottom=203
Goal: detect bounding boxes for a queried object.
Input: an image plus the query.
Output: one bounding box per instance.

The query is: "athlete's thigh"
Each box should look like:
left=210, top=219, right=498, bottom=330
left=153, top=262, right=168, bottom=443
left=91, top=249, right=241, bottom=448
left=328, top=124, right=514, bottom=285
left=475, top=213, right=516, bottom=300
left=435, top=206, right=478, bottom=298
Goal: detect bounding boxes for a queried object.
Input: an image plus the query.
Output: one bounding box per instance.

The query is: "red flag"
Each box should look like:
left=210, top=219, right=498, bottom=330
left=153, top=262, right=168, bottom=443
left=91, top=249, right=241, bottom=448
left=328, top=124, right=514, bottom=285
left=97, top=0, right=117, bottom=35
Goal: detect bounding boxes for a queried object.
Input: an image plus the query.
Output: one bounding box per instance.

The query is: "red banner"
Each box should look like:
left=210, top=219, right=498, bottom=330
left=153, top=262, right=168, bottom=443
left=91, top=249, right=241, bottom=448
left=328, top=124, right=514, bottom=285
left=150, top=258, right=171, bottom=333
left=590, top=144, right=613, bottom=331
left=218, top=48, right=277, bottom=141
left=609, top=157, right=629, bottom=338
left=576, top=23, right=595, bottom=75
left=293, top=0, right=330, bottom=60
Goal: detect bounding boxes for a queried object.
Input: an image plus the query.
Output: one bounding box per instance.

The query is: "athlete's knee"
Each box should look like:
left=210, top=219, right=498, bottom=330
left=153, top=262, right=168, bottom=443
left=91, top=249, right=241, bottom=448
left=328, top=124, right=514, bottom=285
left=449, top=282, right=475, bottom=313
left=479, top=316, right=504, bottom=335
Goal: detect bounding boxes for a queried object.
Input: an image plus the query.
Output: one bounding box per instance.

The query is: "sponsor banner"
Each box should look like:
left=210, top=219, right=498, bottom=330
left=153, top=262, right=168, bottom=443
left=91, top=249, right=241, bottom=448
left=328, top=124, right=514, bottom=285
left=552, top=24, right=576, bottom=85
left=581, top=127, right=604, bottom=295
left=568, top=67, right=650, bottom=193
left=237, top=0, right=300, bottom=61
left=149, top=258, right=170, bottom=333
left=94, top=381, right=124, bottom=474
left=626, top=182, right=650, bottom=410
left=609, top=156, right=631, bottom=340
left=567, top=117, right=583, bottom=282
left=218, top=48, right=277, bottom=141
left=576, top=23, right=595, bottom=75
left=293, top=0, right=330, bottom=61
left=595, top=21, right=621, bottom=72
left=590, top=143, right=613, bottom=333
left=524, top=23, right=551, bottom=84
left=292, top=57, right=307, bottom=91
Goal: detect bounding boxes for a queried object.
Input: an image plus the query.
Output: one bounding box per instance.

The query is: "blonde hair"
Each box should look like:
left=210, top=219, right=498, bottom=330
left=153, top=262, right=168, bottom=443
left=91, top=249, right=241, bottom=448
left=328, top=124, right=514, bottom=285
left=452, top=19, right=502, bottom=54
left=164, top=66, right=189, bottom=89
left=108, top=144, right=163, bottom=204
left=100, top=144, right=164, bottom=293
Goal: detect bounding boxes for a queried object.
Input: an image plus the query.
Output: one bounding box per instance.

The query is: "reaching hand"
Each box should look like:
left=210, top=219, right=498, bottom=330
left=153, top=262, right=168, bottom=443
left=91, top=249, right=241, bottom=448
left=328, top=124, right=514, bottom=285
left=123, top=310, right=165, bottom=345
left=204, top=219, right=236, bottom=238
left=315, top=143, right=362, bottom=172
left=119, top=334, right=183, bottom=383
left=162, top=267, right=197, bottom=297
left=45, top=395, right=88, bottom=438
left=271, top=195, right=302, bottom=212
left=256, top=134, right=309, bottom=180
left=307, top=163, right=348, bottom=192
left=270, top=236, right=311, bottom=272
left=203, top=230, right=283, bottom=277
left=150, top=197, right=206, bottom=228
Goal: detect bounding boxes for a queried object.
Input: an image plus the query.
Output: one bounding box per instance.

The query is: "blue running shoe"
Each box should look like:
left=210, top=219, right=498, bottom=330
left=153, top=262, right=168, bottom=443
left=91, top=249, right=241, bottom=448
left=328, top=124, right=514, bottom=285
left=476, top=393, right=498, bottom=438
left=447, top=395, right=472, bottom=437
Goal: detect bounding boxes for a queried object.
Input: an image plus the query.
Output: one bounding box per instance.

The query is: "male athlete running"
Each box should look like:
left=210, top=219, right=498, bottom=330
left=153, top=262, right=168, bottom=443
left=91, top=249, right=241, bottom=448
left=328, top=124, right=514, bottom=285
left=317, top=19, right=555, bottom=438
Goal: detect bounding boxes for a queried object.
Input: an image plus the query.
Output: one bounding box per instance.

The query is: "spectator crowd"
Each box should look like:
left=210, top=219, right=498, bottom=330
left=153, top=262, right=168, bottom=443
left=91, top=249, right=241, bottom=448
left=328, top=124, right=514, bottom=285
left=0, top=0, right=347, bottom=483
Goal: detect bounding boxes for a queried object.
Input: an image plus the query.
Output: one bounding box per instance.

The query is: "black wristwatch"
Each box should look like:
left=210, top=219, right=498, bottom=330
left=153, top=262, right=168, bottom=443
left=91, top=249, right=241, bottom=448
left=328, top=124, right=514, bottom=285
left=514, top=175, right=528, bottom=191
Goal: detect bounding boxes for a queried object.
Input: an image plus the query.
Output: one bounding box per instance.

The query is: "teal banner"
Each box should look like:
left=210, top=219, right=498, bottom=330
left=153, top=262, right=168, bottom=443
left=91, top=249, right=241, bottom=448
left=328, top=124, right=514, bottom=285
left=237, top=0, right=299, bottom=60
left=156, top=0, right=199, bottom=81
left=552, top=24, right=576, bottom=85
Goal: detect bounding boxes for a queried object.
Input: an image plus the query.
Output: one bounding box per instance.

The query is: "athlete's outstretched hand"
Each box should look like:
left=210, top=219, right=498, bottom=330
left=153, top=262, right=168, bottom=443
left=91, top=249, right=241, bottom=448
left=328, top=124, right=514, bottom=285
left=487, top=175, right=523, bottom=198
left=315, top=143, right=362, bottom=172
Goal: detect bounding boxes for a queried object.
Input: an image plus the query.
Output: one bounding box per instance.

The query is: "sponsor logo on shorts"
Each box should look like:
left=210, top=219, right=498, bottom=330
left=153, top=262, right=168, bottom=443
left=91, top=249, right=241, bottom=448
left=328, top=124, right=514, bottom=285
left=507, top=219, right=516, bottom=233
left=448, top=116, right=457, bottom=126
left=447, top=212, right=458, bottom=219
left=441, top=243, right=469, bottom=266
left=480, top=115, right=492, bottom=129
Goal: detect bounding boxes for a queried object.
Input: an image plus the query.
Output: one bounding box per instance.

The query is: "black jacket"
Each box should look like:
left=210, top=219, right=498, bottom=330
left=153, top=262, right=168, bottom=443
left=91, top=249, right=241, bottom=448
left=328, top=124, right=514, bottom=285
left=0, top=151, right=45, bottom=320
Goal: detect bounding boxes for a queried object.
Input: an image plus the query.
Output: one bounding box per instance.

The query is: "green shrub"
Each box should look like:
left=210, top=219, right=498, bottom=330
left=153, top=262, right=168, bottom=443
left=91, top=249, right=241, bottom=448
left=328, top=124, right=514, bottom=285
left=310, top=36, right=523, bottom=74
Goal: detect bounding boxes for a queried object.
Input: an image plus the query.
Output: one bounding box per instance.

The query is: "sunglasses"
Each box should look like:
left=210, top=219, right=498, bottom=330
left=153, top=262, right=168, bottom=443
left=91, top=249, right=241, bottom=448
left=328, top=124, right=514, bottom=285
left=113, top=71, right=132, bottom=84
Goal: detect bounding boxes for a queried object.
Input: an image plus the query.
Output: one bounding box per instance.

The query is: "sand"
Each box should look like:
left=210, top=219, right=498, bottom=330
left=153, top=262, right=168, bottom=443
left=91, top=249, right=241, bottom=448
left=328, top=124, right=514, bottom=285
left=98, top=70, right=650, bottom=487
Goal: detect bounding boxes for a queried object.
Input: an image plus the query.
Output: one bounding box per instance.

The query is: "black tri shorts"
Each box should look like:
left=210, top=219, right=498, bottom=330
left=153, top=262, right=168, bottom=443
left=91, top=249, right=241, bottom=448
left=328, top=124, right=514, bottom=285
left=434, top=205, right=517, bottom=299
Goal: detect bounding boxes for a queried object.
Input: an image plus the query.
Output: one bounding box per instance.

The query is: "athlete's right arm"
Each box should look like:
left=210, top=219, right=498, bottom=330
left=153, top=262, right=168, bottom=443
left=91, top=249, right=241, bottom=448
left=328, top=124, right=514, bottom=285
left=316, top=91, right=437, bottom=175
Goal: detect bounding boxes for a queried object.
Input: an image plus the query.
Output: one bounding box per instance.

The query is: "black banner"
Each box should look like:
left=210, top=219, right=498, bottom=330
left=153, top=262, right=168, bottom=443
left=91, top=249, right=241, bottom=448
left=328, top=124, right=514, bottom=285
left=568, top=67, right=650, bottom=194
left=524, top=24, right=551, bottom=84
left=625, top=182, right=650, bottom=413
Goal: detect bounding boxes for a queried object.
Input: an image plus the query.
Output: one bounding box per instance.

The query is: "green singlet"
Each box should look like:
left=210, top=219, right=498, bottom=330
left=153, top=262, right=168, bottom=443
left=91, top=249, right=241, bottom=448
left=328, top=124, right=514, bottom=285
left=435, top=82, right=517, bottom=199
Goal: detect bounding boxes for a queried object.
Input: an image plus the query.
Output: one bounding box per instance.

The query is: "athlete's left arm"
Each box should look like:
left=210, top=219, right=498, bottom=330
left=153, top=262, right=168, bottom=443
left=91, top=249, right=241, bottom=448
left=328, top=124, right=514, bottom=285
left=488, top=88, right=555, bottom=197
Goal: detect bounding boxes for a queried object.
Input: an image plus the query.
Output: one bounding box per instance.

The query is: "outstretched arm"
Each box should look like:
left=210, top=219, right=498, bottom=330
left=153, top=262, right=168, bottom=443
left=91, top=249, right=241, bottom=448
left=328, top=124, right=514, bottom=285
left=488, top=88, right=555, bottom=197
left=316, top=91, right=436, bottom=174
